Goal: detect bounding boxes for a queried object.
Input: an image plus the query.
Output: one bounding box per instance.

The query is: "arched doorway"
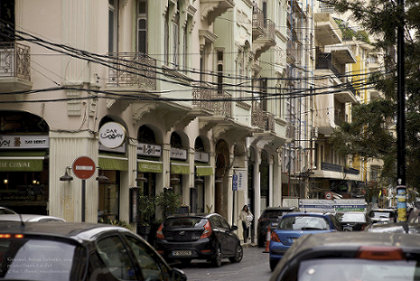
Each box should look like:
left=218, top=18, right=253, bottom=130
left=215, top=140, right=229, bottom=218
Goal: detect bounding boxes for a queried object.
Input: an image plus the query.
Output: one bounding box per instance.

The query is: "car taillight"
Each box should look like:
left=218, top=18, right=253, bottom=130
left=200, top=221, right=212, bottom=239
left=0, top=234, right=23, bottom=239
left=156, top=224, right=165, bottom=240
left=271, top=231, right=280, bottom=242
left=357, top=246, right=404, bottom=260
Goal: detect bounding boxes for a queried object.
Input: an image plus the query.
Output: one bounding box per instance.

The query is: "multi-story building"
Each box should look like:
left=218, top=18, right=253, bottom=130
left=0, top=0, right=288, bottom=242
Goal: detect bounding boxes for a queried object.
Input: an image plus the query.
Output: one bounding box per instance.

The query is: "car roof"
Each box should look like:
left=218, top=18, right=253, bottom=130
left=0, top=214, right=65, bottom=222
left=0, top=221, right=133, bottom=243
left=282, top=212, right=332, bottom=218
left=165, top=213, right=218, bottom=219
left=366, top=222, right=420, bottom=233
left=263, top=207, right=297, bottom=211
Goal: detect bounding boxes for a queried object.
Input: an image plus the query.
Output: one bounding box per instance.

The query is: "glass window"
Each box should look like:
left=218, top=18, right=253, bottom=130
left=125, top=235, right=170, bottom=281
left=279, top=216, right=328, bottom=230
left=1, top=238, right=84, bottom=281
left=164, top=217, right=207, bottom=228
left=137, top=0, right=147, bottom=54
left=96, top=236, right=137, bottom=280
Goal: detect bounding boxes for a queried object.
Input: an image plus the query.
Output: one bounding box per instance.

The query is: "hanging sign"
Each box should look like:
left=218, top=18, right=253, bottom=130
left=99, top=122, right=126, bottom=149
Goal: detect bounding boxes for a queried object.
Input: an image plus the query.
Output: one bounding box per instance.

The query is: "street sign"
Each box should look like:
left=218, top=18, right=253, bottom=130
left=72, top=156, right=96, bottom=180
left=325, top=192, right=333, bottom=200
left=232, top=174, right=238, bottom=191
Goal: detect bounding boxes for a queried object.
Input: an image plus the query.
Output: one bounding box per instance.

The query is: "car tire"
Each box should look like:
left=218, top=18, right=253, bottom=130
left=212, top=246, right=222, bottom=267
left=269, top=259, right=278, bottom=272
left=229, top=244, right=243, bottom=263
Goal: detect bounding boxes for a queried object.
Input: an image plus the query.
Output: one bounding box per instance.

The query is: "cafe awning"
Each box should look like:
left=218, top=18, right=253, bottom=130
left=137, top=159, right=163, bottom=173
left=195, top=163, right=213, bottom=176
left=170, top=161, right=190, bottom=175
left=0, top=151, right=47, bottom=172
left=99, top=154, right=128, bottom=171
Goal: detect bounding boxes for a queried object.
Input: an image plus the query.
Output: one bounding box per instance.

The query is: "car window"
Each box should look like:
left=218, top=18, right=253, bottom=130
left=218, top=216, right=231, bottom=230
left=0, top=237, right=83, bottom=281
left=96, top=235, right=137, bottom=280
left=164, top=217, right=206, bottom=228
left=298, top=258, right=420, bottom=281
left=124, top=235, right=170, bottom=281
left=279, top=216, right=328, bottom=230
left=209, top=216, right=222, bottom=229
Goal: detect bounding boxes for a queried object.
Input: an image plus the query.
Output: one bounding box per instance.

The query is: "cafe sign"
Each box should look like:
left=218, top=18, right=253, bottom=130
left=0, top=135, right=49, bottom=149
left=99, top=122, right=126, bottom=149
left=170, top=148, right=187, bottom=160
left=137, top=143, right=162, bottom=157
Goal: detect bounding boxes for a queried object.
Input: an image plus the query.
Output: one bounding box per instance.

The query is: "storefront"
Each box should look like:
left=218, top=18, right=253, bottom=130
left=194, top=151, right=212, bottom=213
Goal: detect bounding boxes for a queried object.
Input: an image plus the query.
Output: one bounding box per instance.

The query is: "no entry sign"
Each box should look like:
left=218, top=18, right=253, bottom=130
left=72, top=156, right=96, bottom=180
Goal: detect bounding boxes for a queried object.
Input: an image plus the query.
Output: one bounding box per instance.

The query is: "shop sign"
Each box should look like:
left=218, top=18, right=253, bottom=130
left=170, top=148, right=187, bottom=160
left=138, top=160, right=163, bottom=173
left=137, top=143, right=162, bottom=157
left=194, top=151, right=209, bottom=162
left=233, top=168, right=247, bottom=190
left=99, top=122, right=126, bottom=149
left=0, top=159, right=43, bottom=172
left=0, top=135, right=49, bottom=149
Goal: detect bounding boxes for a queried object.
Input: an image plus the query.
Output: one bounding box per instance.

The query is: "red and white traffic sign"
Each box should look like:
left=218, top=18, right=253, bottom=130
left=72, top=156, right=96, bottom=180
left=325, top=192, right=333, bottom=200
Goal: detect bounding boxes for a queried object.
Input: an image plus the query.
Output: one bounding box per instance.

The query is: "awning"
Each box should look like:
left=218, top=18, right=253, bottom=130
left=195, top=163, right=213, bottom=177
left=170, top=161, right=190, bottom=175
left=0, top=151, right=47, bottom=172
left=99, top=155, right=128, bottom=171
left=138, top=159, right=163, bottom=173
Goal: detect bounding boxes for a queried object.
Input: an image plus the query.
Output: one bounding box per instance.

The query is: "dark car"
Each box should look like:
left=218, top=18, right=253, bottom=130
left=337, top=212, right=368, bottom=231
left=270, top=232, right=420, bottom=281
left=269, top=212, right=341, bottom=271
left=0, top=221, right=186, bottom=281
left=155, top=213, right=242, bottom=267
left=257, top=207, right=296, bottom=247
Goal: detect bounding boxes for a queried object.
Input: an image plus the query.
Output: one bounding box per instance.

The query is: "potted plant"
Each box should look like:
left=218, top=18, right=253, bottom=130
left=156, top=189, right=182, bottom=218
left=137, top=195, right=156, bottom=239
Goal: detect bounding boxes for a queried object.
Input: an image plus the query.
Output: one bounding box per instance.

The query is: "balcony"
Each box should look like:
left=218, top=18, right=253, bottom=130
left=107, top=53, right=156, bottom=90
left=252, top=7, right=264, bottom=40
left=251, top=101, right=274, bottom=131
left=314, top=13, right=342, bottom=46
left=0, top=42, right=32, bottom=93
left=201, top=0, right=235, bottom=25
left=254, top=19, right=276, bottom=59
left=193, top=85, right=232, bottom=119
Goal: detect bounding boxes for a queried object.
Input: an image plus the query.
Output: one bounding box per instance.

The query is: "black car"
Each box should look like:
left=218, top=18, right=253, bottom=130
left=257, top=207, right=296, bottom=247
left=155, top=213, right=243, bottom=267
left=270, top=232, right=420, bottom=281
left=0, top=221, right=186, bottom=281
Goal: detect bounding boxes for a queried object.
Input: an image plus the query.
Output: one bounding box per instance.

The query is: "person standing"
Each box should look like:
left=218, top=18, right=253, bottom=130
left=239, top=205, right=253, bottom=243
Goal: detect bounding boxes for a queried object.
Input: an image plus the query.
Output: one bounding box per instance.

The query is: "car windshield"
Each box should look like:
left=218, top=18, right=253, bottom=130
left=278, top=216, right=328, bottom=230
left=164, top=217, right=207, bottom=228
left=340, top=213, right=366, bottom=223
left=0, top=236, right=85, bottom=281
left=298, top=258, right=420, bottom=281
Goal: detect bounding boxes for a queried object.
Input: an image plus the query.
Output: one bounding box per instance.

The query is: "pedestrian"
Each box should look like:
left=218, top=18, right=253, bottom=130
left=239, top=205, right=253, bottom=243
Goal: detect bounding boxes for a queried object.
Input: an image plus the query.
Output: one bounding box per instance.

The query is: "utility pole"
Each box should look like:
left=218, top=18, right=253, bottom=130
left=396, top=0, right=406, bottom=222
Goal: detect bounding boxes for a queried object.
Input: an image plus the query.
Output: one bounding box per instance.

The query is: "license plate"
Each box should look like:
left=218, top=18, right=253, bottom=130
left=172, top=250, right=192, bottom=257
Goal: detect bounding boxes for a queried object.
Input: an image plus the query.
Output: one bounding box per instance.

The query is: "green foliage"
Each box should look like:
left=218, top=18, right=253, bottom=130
left=327, top=0, right=420, bottom=188
left=155, top=190, right=182, bottom=218
left=99, top=218, right=134, bottom=231
left=138, top=195, right=155, bottom=226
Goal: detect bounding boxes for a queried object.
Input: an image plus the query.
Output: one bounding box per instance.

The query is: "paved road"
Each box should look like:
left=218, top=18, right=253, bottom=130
left=177, top=246, right=272, bottom=281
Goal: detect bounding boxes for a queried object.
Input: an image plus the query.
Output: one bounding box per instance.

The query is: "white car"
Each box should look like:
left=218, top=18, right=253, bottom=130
left=0, top=213, right=65, bottom=222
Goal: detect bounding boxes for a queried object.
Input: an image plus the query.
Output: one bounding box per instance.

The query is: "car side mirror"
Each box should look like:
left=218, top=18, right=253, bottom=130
left=231, top=225, right=238, bottom=231
left=171, top=268, right=187, bottom=281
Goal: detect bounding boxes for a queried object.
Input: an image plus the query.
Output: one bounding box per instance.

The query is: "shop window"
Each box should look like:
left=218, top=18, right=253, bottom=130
left=98, top=170, right=120, bottom=222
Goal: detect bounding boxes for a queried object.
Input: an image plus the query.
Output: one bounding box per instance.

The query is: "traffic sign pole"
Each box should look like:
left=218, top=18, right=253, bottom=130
left=72, top=156, right=96, bottom=222
left=82, top=180, right=86, bottom=222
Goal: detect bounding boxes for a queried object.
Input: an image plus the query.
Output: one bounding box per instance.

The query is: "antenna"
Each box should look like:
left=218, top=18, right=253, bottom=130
left=2, top=207, right=25, bottom=227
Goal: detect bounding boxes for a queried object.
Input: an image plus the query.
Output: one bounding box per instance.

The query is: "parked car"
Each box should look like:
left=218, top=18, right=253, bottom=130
left=269, top=212, right=341, bottom=271
left=367, top=208, right=397, bottom=224
left=0, top=213, right=65, bottom=222
left=337, top=212, right=368, bottom=231
left=257, top=207, right=297, bottom=247
left=270, top=232, right=420, bottom=281
left=365, top=222, right=420, bottom=234
left=0, top=221, right=186, bottom=281
left=155, top=213, right=243, bottom=267
left=0, top=206, right=17, bottom=214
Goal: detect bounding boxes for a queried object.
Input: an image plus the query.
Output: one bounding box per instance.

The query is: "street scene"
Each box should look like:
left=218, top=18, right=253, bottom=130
left=0, top=0, right=419, bottom=280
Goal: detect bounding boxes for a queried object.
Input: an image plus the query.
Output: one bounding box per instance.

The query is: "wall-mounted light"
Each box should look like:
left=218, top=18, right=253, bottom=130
left=59, top=167, right=73, bottom=182
left=96, top=167, right=110, bottom=183
left=3, top=179, right=8, bottom=185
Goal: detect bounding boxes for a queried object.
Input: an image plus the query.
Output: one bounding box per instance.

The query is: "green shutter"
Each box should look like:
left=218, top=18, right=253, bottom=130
left=170, top=161, right=190, bottom=175
left=138, top=160, right=163, bottom=173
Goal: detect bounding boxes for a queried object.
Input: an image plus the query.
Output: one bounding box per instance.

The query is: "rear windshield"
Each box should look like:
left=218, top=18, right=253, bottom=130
left=340, top=213, right=366, bottom=223
left=370, top=211, right=394, bottom=218
left=0, top=237, right=85, bottom=281
left=263, top=210, right=290, bottom=218
left=164, top=217, right=207, bottom=228
left=279, top=216, right=328, bottom=230
left=298, top=258, right=420, bottom=281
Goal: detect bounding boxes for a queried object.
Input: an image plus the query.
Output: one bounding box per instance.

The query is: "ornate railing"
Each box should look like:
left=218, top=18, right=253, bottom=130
left=0, top=42, right=31, bottom=81
left=264, top=19, right=276, bottom=41
left=193, top=85, right=232, bottom=118
left=251, top=101, right=274, bottom=131
left=252, top=7, right=264, bottom=32
left=192, top=86, right=215, bottom=112
left=213, top=91, right=232, bottom=118
left=107, top=53, right=156, bottom=89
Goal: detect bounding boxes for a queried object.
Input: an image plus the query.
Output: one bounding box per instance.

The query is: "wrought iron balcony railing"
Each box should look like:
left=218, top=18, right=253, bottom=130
left=107, top=53, right=156, bottom=90
left=251, top=101, right=274, bottom=131
left=193, top=85, right=232, bottom=118
left=0, top=42, right=31, bottom=81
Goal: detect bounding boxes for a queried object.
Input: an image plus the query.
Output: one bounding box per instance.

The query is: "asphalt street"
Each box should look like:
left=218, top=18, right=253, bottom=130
left=176, top=245, right=272, bottom=281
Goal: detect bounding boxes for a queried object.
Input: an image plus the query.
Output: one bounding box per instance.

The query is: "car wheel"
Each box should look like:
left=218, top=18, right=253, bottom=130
left=229, top=244, right=243, bottom=263
left=211, top=246, right=222, bottom=267
left=269, top=259, right=278, bottom=271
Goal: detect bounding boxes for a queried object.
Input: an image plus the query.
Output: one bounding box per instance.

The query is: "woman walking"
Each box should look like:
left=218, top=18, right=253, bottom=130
left=239, top=205, right=253, bottom=243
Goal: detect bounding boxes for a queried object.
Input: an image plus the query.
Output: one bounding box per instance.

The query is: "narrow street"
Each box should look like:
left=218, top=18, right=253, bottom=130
left=178, top=246, right=271, bottom=281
